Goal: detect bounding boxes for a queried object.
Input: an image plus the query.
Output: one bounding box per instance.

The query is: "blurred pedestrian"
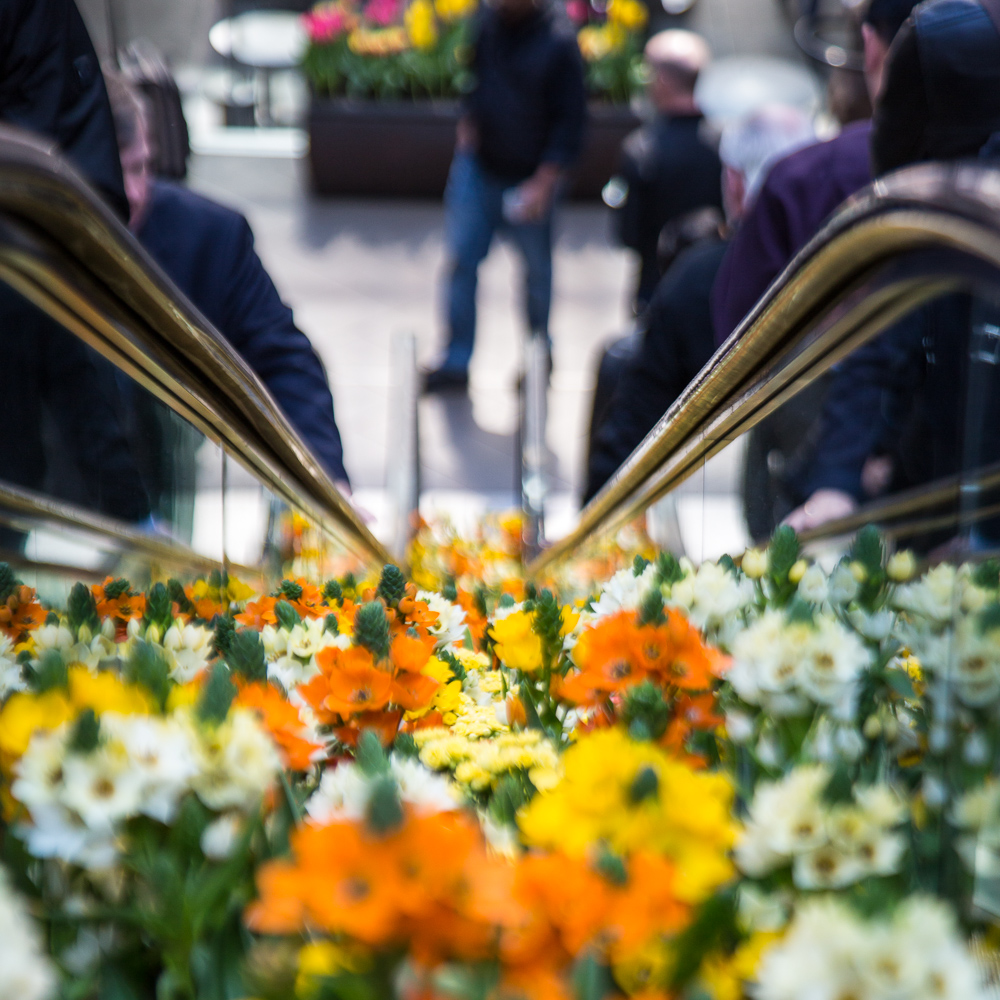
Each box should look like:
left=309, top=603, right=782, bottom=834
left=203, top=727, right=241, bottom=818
left=422, top=0, right=587, bottom=392
left=605, top=30, right=722, bottom=313
left=0, top=0, right=127, bottom=219
left=711, top=0, right=920, bottom=344
left=786, top=0, right=1000, bottom=537
left=584, top=106, right=815, bottom=503
left=106, top=74, right=352, bottom=492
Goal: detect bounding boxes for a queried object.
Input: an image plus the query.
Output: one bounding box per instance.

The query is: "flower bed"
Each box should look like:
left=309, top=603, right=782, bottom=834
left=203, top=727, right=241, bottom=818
left=2, top=526, right=999, bottom=999
left=301, top=0, right=644, bottom=197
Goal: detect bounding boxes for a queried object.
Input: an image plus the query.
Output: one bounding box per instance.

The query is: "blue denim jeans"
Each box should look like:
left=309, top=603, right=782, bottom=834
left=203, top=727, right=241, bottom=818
left=441, top=152, right=554, bottom=372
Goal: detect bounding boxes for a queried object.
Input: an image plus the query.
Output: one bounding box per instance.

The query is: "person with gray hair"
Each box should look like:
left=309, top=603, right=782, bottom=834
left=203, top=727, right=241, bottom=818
left=606, top=29, right=723, bottom=312
left=585, top=106, right=817, bottom=501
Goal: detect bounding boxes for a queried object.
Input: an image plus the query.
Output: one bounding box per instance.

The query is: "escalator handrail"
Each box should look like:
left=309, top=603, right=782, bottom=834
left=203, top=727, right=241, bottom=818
left=0, top=127, right=390, bottom=568
left=529, top=160, right=1000, bottom=574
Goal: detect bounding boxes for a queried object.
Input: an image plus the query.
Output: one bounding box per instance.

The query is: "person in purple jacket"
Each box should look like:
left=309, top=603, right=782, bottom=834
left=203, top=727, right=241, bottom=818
left=710, top=0, right=920, bottom=347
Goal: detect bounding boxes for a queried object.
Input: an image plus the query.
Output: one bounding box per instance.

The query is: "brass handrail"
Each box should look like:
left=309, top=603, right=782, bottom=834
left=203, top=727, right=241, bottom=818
left=0, top=127, right=390, bottom=570
left=529, top=161, right=1000, bottom=575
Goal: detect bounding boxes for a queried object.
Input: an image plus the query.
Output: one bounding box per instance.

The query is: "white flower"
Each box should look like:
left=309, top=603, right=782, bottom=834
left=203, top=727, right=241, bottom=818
left=846, top=607, right=895, bottom=642
left=589, top=564, right=657, bottom=620
left=305, top=755, right=459, bottom=825
left=893, top=563, right=957, bottom=623
left=667, top=561, right=754, bottom=630
left=60, top=745, right=145, bottom=832
left=827, top=561, right=860, bottom=605
left=736, top=885, right=789, bottom=933
left=798, top=615, right=870, bottom=716
left=191, top=708, right=280, bottom=812
left=796, top=564, right=828, bottom=605
left=724, top=709, right=754, bottom=744
left=162, top=622, right=214, bottom=683
left=417, top=591, right=468, bottom=649
left=286, top=617, right=344, bottom=660
left=100, top=713, right=199, bottom=824
left=792, top=843, right=864, bottom=889
left=0, top=633, right=23, bottom=697
left=886, top=549, right=917, bottom=582
left=201, top=813, right=243, bottom=860
left=0, top=868, right=56, bottom=1000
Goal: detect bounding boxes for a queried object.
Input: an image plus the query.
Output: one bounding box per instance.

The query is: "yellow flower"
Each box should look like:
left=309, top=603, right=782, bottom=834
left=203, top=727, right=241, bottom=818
left=577, top=22, right=626, bottom=61
left=560, top=605, right=580, bottom=636
left=518, top=727, right=737, bottom=903
left=489, top=610, right=543, bottom=672
left=167, top=680, right=202, bottom=712
left=453, top=648, right=490, bottom=671
left=0, top=689, right=73, bottom=759
left=296, top=941, right=370, bottom=996
left=434, top=0, right=476, bottom=22
left=454, top=760, right=494, bottom=790
left=606, top=0, right=647, bottom=30
left=421, top=655, right=454, bottom=684
left=698, top=932, right=780, bottom=1000
left=68, top=665, right=153, bottom=716
left=405, top=0, right=438, bottom=49
left=348, top=26, right=409, bottom=55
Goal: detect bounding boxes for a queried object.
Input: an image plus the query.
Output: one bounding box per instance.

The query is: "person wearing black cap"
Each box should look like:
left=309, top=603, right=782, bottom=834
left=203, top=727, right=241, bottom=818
left=787, top=0, right=1000, bottom=537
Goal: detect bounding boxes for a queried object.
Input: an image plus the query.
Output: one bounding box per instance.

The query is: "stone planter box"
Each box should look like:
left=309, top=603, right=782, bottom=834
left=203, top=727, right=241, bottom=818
left=307, top=98, right=639, bottom=199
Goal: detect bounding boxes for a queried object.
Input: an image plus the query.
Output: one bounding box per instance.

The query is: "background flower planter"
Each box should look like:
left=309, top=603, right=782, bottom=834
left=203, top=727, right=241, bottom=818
left=307, top=98, right=639, bottom=199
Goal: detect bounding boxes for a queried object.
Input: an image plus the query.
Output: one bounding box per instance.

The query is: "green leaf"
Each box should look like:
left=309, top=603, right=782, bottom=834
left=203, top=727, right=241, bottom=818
left=125, top=640, right=171, bottom=711
left=354, top=602, right=391, bottom=661
left=442, top=580, right=458, bottom=602
left=973, top=559, right=1000, bottom=590
left=377, top=564, right=407, bottom=607
left=594, top=846, right=628, bottom=886
left=393, top=732, right=419, bottom=759
left=489, top=770, right=535, bottom=826
left=785, top=599, right=815, bottom=625
left=668, top=888, right=739, bottom=989
left=274, top=599, right=301, bottom=631
left=365, top=775, right=404, bottom=834
left=884, top=667, right=916, bottom=700
left=225, top=629, right=267, bottom=683
left=69, top=707, right=101, bottom=753
left=67, top=581, right=100, bottom=633
left=978, top=602, right=1000, bottom=635
left=621, top=681, right=670, bottom=741
left=768, top=525, right=800, bottom=580
left=822, top=762, right=854, bottom=805
left=25, top=649, right=68, bottom=693
left=168, top=578, right=195, bottom=616
left=498, top=593, right=516, bottom=610
left=0, top=562, right=19, bottom=604
left=198, top=663, right=237, bottom=724
left=628, top=766, right=659, bottom=804
left=654, top=551, right=685, bottom=586
left=356, top=729, right=391, bottom=777
left=572, top=953, right=614, bottom=1000
left=103, top=577, right=133, bottom=600
left=323, top=578, right=343, bottom=603
left=212, top=615, right=236, bottom=657
left=532, top=589, right=564, bottom=664
left=324, top=613, right=340, bottom=635
left=144, top=582, right=173, bottom=631
left=277, top=579, right=304, bottom=602
left=638, top=587, right=665, bottom=627
left=851, top=525, right=885, bottom=574
left=632, top=555, right=650, bottom=577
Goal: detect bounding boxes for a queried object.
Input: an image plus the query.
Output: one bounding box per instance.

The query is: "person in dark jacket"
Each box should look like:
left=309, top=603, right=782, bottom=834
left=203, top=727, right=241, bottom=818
left=584, top=106, right=815, bottom=503
left=710, top=0, right=919, bottom=345
left=108, top=74, right=351, bottom=489
left=0, top=0, right=127, bottom=219
left=605, top=30, right=722, bottom=313
left=786, top=0, right=1000, bottom=536
left=422, top=0, right=587, bottom=392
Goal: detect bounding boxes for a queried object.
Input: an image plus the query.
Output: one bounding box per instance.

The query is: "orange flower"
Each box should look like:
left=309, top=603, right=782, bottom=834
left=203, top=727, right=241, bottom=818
left=334, top=710, right=403, bottom=747
left=248, top=810, right=514, bottom=959
left=457, top=589, right=487, bottom=645
left=391, top=631, right=435, bottom=674
left=0, top=585, right=46, bottom=642
left=283, top=578, right=328, bottom=619
left=396, top=595, right=440, bottom=636
left=389, top=671, right=440, bottom=712
left=92, top=577, right=146, bottom=625
left=235, top=596, right=278, bottom=629
left=650, top=610, right=729, bottom=691
left=234, top=679, right=324, bottom=770
left=306, top=646, right=394, bottom=720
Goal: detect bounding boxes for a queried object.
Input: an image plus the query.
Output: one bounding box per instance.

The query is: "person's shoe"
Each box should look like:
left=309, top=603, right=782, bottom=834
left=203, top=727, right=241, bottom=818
left=421, top=366, right=469, bottom=393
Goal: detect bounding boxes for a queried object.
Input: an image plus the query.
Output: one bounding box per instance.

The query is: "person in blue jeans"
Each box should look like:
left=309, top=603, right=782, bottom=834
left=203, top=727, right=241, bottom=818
left=423, top=0, right=587, bottom=393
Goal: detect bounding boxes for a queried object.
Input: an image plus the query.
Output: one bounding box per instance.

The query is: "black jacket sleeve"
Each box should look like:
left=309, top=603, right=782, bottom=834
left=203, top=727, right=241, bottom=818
left=539, top=35, right=587, bottom=169
left=218, top=216, right=350, bottom=486
left=0, top=0, right=128, bottom=220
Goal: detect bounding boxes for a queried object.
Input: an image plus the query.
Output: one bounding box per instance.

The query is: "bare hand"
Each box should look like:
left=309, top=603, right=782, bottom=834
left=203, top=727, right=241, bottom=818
left=513, top=164, right=561, bottom=223
left=784, top=489, right=858, bottom=533
left=456, top=116, right=478, bottom=153
left=861, top=455, right=893, bottom=497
